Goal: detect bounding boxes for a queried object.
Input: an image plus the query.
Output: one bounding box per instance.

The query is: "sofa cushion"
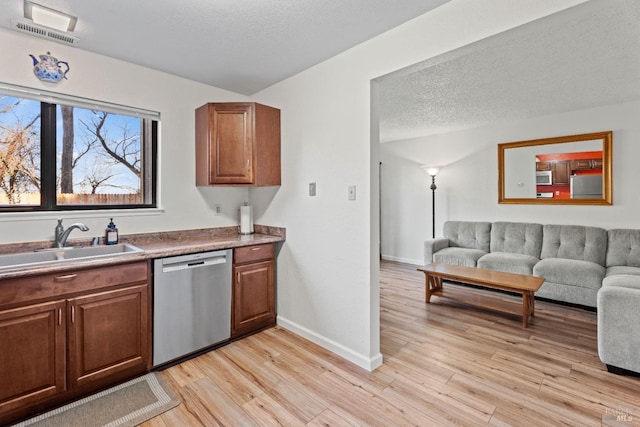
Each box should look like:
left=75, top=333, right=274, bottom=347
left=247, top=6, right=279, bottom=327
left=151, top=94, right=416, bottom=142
left=536, top=280, right=598, bottom=307
left=433, top=247, right=487, bottom=268
left=606, top=229, right=640, bottom=268
left=490, top=222, right=543, bottom=258
left=602, top=274, right=640, bottom=290
left=606, top=266, right=640, bottom=277
left=443, top=221, right=491, bottom=252
left=534, top=258, right=605, bottom=290
left=477, top=252, right=539, bottom=275
left=540, top=224, right=607, bottom=266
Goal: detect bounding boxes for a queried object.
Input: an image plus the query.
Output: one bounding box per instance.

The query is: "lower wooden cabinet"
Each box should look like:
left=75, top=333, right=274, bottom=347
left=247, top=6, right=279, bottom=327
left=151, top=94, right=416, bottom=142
left=232, top=243, right=276, bottom=338
left=68, top=284, right=149, bottom=388
left=0, top=300, right=66, bottom=416
left=0, top=261, right=150, bottom=425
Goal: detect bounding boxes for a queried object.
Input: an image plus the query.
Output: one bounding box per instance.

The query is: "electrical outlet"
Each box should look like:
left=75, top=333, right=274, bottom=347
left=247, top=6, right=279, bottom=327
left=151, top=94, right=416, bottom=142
left=309, top=182, right=316, bottom=196
left=348, top=185, right=356, bottom=200
left=214, top=204, right=222, bottom=215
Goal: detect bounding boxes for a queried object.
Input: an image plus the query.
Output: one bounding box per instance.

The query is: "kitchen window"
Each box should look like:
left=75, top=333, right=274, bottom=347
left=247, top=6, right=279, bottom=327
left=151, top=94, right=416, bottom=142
left=0, top=84, right=158, bottom=211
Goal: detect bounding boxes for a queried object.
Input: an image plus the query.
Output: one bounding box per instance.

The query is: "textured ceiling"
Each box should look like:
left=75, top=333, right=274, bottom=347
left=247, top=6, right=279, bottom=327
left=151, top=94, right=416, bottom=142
left=377, top=0, right=640, bottom=143
left=0, top=0, right=449, bottom=95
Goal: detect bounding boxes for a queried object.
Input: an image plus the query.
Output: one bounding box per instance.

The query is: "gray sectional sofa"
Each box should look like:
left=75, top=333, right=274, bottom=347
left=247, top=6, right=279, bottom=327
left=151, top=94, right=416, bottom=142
left=424, top=220, right=640, bottom=374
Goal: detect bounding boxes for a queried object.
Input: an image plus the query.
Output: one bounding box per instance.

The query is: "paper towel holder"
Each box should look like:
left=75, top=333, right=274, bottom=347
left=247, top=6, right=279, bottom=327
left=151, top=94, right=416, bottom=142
left=239, top=202, right=254, bottom=235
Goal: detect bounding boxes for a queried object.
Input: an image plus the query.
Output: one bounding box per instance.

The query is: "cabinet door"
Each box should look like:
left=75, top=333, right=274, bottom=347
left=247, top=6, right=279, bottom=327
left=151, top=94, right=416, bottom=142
left=68, top=285, right=149, bottom=388
left=536, top=161, right=552, bottom=171
left=571, top=159, right=593, bottom=170
left=232, top=260, right=275, bottom=338
left=210, top=104, right=254, bottom=184
left=0, top=300, right=66, bottom=414
left=553, top=160, right=571, bottom=185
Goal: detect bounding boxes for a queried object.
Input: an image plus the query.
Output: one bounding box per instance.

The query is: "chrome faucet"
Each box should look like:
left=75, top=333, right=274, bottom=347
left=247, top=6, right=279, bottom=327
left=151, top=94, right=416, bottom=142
left=54, top=219, right=90, bottom=248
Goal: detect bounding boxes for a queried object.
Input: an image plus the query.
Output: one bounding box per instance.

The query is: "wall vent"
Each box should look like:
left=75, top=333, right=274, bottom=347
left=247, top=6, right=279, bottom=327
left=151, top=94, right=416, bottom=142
left=11, top=19, right=80, bottom=46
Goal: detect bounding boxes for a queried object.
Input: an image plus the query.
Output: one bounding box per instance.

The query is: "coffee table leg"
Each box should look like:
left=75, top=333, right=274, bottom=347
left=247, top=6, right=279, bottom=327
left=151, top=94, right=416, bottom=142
left=425, top=274, right=432, bottom=303
left=529, top=292, right=535, bottom=318
left=522, top=291, right=534, bottom=328
left=433, top=276, right=442, bottom=292
left=425, top=274, right=442, bottom=303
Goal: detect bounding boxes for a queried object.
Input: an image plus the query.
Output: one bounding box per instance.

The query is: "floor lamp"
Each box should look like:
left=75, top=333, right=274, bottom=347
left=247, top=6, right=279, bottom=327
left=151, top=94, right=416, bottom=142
left=422, top=166, right=440, bottom=239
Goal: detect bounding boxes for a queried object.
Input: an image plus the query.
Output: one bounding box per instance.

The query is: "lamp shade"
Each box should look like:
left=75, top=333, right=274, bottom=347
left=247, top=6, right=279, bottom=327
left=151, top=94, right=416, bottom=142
left=421, top=165, right=440, bottom=176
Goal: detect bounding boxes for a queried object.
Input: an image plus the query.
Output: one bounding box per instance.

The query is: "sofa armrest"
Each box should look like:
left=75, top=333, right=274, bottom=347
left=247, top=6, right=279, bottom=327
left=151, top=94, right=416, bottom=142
left=424, top=238, right=449, bottom=265
left=597, top=278, right=640, bottom=374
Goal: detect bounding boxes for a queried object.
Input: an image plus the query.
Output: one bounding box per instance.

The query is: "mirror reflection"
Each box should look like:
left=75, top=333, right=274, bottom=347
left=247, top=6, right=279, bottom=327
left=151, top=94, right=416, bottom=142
left=498, top=131, right=612, bottom=205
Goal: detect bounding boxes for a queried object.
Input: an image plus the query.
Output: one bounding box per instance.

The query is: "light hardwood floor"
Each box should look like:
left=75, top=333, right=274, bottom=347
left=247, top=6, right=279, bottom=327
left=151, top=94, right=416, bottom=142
left=143, top=260, right=640, bottom=426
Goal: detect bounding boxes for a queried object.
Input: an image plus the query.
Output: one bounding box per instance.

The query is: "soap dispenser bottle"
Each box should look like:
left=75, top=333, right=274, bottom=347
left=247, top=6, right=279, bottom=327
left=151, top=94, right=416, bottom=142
left=105, top=218, right=119, bottom=245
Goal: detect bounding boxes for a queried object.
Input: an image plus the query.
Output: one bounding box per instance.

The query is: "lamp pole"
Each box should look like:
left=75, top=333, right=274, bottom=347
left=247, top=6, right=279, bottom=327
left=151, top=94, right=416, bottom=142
left=422, top=166, right=440, bottom=239
left=422, top=165, right=440, bottom=239
left=430, top=174, right=437, bottom=239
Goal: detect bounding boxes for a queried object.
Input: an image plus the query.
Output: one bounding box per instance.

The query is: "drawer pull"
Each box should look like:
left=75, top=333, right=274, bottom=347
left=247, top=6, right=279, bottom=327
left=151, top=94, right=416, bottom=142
left=58, top=308, right=62, bottom=326
left=54, top=273, right=77, bottom=282
left=71, top=306, right=75, bottom=324
left=251, top=247, right=262, bottom=251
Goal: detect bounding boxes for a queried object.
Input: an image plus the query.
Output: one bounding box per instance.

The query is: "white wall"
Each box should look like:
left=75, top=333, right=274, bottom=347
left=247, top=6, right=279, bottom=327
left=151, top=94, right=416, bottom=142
left=381, top=100, right=640, bottom=265
left=0, top=0, right=589, bottom=371
left=252, top=0, right=589, bottom=369
left=0, top=27, right=250, bottom=244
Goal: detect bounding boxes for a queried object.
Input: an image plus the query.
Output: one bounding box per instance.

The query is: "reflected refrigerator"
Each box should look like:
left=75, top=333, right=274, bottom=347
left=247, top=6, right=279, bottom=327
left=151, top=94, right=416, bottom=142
left=570, top=174, right=603, bottom=199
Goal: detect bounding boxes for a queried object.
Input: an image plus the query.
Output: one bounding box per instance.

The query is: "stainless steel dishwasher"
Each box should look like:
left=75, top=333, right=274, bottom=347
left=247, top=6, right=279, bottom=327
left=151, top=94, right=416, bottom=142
left=153, top=249, right=231, bottom=366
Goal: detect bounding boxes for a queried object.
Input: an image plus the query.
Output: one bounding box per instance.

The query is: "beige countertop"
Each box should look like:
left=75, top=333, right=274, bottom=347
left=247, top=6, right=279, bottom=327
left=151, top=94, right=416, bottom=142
left=0, top=225, right=285, bottom=280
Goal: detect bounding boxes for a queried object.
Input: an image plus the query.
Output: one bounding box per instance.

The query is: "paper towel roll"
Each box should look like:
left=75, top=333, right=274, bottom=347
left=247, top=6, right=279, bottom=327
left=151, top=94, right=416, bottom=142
left=240, top=205, right=254, bottom=234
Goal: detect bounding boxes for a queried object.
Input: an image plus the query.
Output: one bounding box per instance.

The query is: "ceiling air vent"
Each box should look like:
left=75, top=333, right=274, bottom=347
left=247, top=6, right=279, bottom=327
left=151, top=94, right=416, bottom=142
left=11, top=19, right=80, bottom=46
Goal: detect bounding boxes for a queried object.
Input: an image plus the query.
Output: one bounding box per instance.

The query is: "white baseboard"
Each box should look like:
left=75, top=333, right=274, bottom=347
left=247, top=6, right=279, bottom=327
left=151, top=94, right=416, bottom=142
left=276, top=316, right=383, bottom=372
left=380, top=254, right=422, bottom=265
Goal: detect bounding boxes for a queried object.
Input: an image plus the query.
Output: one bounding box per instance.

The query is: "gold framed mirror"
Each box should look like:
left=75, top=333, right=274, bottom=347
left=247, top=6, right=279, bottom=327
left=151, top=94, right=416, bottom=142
left=498, top=131, right=612, bottom=205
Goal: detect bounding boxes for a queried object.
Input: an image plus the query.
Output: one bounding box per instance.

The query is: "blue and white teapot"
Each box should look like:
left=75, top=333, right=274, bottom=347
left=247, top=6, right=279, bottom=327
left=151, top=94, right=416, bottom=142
left=29, top=52, right=70, bottom=83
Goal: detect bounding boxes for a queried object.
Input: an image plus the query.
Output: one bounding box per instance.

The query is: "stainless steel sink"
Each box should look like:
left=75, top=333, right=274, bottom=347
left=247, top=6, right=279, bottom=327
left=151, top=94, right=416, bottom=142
left=0, top=244, right=143, bottom=271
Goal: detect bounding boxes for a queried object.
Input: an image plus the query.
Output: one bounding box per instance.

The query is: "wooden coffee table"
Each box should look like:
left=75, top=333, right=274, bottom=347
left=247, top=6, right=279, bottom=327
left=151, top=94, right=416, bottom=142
left=417, top=263, right=544, bottom=327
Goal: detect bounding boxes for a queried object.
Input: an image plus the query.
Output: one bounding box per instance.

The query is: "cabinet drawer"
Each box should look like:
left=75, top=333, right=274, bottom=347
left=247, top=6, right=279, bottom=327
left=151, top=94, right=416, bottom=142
left=0, top=261, right=148, bottom=309
left=234, top=244, right=274, bottom=264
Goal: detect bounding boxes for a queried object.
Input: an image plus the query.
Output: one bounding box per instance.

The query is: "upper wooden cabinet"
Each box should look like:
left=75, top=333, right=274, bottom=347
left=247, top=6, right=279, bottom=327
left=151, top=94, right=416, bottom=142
left=536, top=161, right=552, bottom=171
left=552, top=160, right=571, bottom=185
left=196, top=102, right=281, bottom=186
left=571, top=158, right=603, bottom=171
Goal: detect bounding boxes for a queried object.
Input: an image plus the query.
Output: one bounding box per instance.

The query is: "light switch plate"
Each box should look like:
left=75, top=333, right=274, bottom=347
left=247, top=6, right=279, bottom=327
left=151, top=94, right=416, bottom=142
left=348, top=185, right=356, bottom=200
left=309, top=182, right=316, bottom=196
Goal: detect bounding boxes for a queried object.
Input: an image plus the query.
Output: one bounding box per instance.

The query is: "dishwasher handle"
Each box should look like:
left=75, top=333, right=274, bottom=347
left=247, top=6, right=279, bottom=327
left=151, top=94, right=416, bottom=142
left=161, top=255, right=227, bottom=273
